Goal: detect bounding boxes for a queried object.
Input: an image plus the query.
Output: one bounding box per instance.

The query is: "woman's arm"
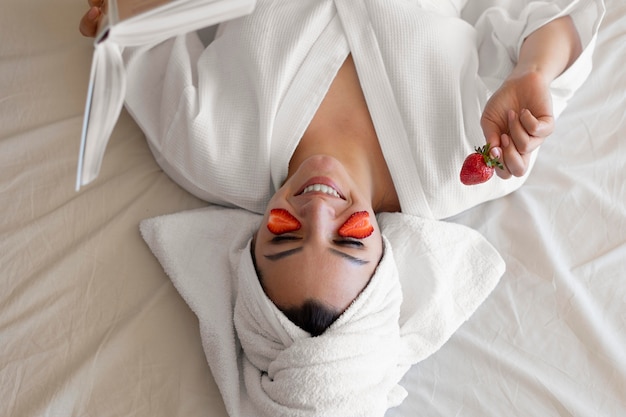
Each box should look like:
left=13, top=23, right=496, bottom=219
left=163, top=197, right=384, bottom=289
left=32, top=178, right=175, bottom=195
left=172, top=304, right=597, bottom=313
left=481, top=16, right=583, bottom=179
left=515, top=16, right=583, bottom=82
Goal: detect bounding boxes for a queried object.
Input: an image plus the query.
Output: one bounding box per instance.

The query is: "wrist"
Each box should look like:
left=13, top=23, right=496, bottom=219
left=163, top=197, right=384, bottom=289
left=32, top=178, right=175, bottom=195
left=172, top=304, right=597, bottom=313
left=509, top=64, right=555, bottom=84
left=514, top=16, right=582, bottom=83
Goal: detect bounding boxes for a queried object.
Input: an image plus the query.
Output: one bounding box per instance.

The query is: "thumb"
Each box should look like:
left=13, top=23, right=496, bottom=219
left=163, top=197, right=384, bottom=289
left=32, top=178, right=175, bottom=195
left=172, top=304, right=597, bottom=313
left=480, top=118, right=507, bottom=177
left=481, top=118, right=503, bottom=151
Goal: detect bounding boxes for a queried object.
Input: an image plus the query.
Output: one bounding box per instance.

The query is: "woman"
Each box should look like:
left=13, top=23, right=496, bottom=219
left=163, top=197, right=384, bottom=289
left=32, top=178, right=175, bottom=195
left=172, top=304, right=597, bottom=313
left=81, top=1, right=603, bottom=415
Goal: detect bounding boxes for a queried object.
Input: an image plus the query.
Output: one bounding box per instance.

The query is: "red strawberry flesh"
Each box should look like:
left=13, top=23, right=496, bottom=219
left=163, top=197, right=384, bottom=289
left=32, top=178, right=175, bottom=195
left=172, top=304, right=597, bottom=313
left=267, top=208, right=301, bottom=234
left=338, top=211, right=374, bottom=239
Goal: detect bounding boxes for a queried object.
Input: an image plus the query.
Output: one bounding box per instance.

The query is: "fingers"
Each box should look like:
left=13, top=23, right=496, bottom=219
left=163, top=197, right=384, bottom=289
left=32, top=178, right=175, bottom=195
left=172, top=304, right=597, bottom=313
left=79, top=6, right=101, bottom=37
left=507, top=109, right=534, bottom=157
left=480, top=117, right=503, bottom=154
left=519, top=108, right=554, bottom=139
left=501, top=111, right=530, bottom=177
left=487, top=143, right=510, bottom=180
left=480, top=115, right=511, bottom=179
left=80, top=0, right=105, bottom=37
left=497, top=109, right=549, bottom=178
left=480, top=106, right=551, bottom=180
left=497, top=133, right=531, bottom=178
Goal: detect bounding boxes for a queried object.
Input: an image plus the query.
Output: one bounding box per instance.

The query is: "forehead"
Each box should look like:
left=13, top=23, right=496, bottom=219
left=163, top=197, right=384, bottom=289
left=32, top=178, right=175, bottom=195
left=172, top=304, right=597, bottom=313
left=255, top=243, right=380, bottom=312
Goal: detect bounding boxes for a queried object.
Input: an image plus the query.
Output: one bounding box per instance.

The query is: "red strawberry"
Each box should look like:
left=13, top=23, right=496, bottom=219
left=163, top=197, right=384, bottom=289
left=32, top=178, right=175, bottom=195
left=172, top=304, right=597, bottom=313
left=460, top=144, right=504, bottom=185
left=338, top=211, right=374, bottom=239
left=267, top=208, right=301, bottom=234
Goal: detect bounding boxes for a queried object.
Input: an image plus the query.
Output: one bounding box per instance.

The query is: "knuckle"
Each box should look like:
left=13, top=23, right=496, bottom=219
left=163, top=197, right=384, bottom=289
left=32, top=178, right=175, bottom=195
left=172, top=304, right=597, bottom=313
left=516, top=141, right=533, bottom=155
left=526, top=124, right=540, bottom=137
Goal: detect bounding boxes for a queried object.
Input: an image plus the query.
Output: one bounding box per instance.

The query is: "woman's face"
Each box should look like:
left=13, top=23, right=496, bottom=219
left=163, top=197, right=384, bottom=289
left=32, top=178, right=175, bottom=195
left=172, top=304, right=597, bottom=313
left=254, top=155, right=383, bottom=313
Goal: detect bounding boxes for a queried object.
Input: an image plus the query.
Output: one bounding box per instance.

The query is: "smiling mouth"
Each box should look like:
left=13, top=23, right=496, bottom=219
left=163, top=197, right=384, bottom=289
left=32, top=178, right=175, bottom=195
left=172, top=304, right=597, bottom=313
left=296, top=178, right=345, bottom=200
left=301, top=183, right=342, bottom=198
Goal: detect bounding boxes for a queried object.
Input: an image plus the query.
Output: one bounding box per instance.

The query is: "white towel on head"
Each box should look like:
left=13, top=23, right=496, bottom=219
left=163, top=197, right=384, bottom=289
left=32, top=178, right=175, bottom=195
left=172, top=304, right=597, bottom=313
left=140, top=205, right=504, bottom=417
left=234, top=236, right=408, bottom=417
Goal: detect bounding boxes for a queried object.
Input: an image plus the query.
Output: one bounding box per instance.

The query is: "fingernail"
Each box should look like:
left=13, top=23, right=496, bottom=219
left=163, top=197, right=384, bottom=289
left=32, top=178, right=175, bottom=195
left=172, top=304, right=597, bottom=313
left=490, top=147, right=501, bottom=159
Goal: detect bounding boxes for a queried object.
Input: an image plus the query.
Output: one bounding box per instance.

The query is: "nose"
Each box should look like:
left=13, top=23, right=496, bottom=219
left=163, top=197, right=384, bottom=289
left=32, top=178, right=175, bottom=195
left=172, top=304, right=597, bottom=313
left=296, top=197, right=339, bottom=241
left=298, top=196, right=337, bottom=220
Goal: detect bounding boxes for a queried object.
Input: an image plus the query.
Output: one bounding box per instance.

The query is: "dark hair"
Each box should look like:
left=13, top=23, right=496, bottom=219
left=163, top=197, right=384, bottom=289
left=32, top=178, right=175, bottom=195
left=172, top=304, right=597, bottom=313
left=251, top=241, right=341, bottom=336
left=282, top=299, right=341, bottom=337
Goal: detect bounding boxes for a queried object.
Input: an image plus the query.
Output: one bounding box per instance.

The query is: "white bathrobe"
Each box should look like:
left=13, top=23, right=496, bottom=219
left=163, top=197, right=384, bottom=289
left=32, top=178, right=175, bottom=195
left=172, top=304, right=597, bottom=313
left=124, top=0, right=603, bottom=219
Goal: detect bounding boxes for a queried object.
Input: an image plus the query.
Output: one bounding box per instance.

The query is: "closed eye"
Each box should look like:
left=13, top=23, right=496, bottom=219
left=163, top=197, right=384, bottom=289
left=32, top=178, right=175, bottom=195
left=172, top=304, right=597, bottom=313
left=271, top=235, right=301, bottom=243
left=262, top=237, right=369, bottom=265
left=333, top=239, right=364, bottom=248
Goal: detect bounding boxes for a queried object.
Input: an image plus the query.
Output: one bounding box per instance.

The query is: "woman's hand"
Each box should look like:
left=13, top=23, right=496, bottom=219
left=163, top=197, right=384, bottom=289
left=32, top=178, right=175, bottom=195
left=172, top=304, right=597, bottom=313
left=79, top=0, right=104, bottom=38
left=480, top=16, right=582, bottom=180
left=480, top=70, right=554, bottom=179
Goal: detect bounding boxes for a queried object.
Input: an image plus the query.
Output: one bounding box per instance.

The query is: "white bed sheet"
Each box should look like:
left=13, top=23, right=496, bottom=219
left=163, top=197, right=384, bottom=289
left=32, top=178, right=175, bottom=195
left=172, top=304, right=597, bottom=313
left=390, top=3, right=626, bottom=415
left=0, top=0, right=624, bottom=416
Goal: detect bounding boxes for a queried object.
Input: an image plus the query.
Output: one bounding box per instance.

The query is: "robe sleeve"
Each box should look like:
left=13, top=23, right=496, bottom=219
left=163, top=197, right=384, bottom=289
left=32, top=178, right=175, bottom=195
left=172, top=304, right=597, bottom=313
left=121, top=30, right=268, bottom=211
left=121, top=33, right=225, bottom=200
left=123, top=33, right=205, bottom=160
left=461, top=0, right=605, bottom=117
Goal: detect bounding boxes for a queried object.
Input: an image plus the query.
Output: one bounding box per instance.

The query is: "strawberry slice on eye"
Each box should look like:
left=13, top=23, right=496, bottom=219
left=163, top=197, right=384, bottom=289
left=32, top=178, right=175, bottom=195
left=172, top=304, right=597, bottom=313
left=267, top=208, right=301, bottom=235
left=338, top=211, right=374, bottom=239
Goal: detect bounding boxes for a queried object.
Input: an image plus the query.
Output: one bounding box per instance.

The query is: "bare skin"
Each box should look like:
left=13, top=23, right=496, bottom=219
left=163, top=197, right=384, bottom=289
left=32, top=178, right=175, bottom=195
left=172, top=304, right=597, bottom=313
left=79, top=0, right=103, bottom=37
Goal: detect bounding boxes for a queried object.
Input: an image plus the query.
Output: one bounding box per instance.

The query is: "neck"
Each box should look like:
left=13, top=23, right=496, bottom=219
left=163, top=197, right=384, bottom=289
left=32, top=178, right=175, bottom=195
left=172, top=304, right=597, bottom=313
left=287, top=127, right=400, bottom=213
left=287, top=55, right=400, bottom=213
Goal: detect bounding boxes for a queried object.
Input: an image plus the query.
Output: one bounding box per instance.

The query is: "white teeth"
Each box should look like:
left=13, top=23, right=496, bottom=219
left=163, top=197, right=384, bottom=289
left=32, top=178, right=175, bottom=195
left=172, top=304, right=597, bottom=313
left=302, top=184, right=341, bottom=198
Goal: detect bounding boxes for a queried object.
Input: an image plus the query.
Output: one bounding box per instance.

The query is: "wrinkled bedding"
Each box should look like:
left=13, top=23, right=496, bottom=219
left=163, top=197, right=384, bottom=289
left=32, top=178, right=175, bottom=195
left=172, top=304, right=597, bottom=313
left=1, top=0, right=624, bottom=416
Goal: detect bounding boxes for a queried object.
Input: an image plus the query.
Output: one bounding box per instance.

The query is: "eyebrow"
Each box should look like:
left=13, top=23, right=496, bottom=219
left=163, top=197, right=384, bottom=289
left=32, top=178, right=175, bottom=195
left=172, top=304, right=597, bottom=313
left=264, top=247, right=303, bottom=261
left=264, top=247, right=370, bottom=266
left=328, top=248, right=370, bottom=266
